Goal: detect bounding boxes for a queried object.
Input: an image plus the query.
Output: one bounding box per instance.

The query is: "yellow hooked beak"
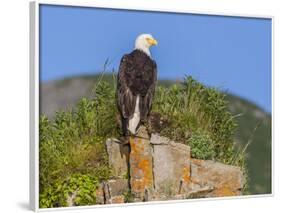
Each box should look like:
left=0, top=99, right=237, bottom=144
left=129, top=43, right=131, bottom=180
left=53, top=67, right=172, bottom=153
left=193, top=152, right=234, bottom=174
left=146, top=37, right=158, bottom=46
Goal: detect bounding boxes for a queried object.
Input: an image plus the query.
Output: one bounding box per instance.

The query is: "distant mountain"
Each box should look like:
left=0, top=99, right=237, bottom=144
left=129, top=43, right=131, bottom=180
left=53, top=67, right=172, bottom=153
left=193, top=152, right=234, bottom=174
left=226, top=94, right=271, bottom=195
left=40, top=74, right=272, bottom=195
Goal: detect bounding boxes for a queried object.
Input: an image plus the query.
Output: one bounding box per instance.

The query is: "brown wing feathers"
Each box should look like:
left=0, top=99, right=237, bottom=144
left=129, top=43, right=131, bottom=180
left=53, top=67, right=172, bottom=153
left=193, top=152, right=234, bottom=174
left=117, top=55, right=136, bottom=118
left=117, top=50, right=157, bottom=134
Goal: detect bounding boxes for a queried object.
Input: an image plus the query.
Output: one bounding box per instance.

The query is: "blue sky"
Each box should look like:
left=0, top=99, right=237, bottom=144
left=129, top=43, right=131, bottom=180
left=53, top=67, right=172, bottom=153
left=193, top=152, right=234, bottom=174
left=39, top=4, right=272, bottom=112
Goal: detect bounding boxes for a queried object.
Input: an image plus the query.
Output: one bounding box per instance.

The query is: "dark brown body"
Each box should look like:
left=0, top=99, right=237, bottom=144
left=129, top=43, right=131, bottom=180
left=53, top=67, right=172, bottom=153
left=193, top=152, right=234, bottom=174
left=117, top=49, right=157, bottom=135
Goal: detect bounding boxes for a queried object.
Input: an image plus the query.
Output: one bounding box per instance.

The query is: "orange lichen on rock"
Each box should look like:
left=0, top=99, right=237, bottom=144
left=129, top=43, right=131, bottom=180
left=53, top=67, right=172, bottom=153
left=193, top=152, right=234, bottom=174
left=131, top=179, right=144, bottom=192
left=182, top=167, right=190, bottom=183
left=190, top=159, right=243, bottom=197
left=98, top=132, right=245, bottom=204
left=138, top=158, right=153, bottom=186
left=129, top=131, right=154, bottom=200
left=111, top=195, right=125, bottom=204
left=130, top=137, right=145, bottom=154
left=213, top=185, right=237, bottom=197
left=191, top=158, right=204, bottom=166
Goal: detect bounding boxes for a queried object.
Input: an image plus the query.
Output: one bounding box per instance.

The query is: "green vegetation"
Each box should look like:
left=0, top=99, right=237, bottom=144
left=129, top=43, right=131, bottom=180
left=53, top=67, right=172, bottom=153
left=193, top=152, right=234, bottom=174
left=39, top=75, right=247, bottom=207
left=39, top=82, right=118, bottom=208
left=40, top=174, right=99, bottom=208
left=153, top=76, right=240, bottom=165
left=187, top=132, right=216, bottom=160
left=123, top=189, right=134, bottom=203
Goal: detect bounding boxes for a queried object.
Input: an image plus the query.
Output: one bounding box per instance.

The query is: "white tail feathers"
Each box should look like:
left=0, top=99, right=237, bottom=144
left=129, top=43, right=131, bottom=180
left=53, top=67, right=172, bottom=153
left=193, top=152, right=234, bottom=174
left=128, top=95, right=140, bottom=134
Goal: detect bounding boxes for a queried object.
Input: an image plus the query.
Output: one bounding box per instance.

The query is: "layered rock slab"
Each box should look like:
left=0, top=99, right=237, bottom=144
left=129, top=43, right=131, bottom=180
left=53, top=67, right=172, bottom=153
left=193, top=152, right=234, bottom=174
left=96, top=179, right=129, bottom=204
left=189, top=159, right=244, bottom=197
left=97, top=129, right=244, bottom=204
left=106, top=138, right=129, bottom=177
left=151, top=134, right=191, bottom=197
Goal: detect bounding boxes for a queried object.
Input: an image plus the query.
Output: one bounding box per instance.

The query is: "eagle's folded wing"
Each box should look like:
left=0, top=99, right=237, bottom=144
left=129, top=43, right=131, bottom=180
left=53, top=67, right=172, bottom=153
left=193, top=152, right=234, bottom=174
left=140, top=61, right=157, bottom=121
left=117, top=55, right=136, bottom=119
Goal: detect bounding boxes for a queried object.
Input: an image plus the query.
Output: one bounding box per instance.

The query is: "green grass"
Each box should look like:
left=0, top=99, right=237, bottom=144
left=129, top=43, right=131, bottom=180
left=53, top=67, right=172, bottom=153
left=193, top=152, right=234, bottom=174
left=152, top=76, right=240, bottom=165
left=39, top=82, right=118, bottom=208
left=39, top=75, right=246, bottom=207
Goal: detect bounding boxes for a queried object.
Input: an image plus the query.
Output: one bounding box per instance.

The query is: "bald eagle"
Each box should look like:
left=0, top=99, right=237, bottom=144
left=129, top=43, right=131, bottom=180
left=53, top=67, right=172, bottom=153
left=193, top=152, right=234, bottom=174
left=117, top=34, right=158, bottom=135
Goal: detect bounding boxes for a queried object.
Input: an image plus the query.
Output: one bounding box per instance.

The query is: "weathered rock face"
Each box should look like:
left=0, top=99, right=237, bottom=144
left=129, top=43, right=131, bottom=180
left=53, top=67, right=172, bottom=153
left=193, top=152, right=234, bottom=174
left=151, top=134, right=191, bottom=198
left=106, top=138, right=129, bottom=177
left=189, top=159, right=244, bottom=197
left=96, top=179, right=129, bottom=204
left=96, top=183, right=105, bottom=204
left=96, top=126, right=244, bottom=204
left=103, top=179, right=128, bottom=204
left=129, top=126, right=154, bottom=201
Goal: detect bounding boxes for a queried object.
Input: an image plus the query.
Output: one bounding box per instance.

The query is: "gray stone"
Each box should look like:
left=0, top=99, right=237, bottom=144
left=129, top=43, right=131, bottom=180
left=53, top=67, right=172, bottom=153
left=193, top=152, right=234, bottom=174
left=103, top=179, right=129, bottom=204
left=106, top=138, right=129, bottom=177
left=107, top=179, right=129, bottom=197
left=103, top=133, right=244, bottom=203
left=66, top=191, right=77, bottom=207
left=190, top=159, right=244, bottom=197
left=152, top=135, right=191, bottom=196
left=95, top=183, right=105, bottom=204
left=150, top=133, right=170, bottom=145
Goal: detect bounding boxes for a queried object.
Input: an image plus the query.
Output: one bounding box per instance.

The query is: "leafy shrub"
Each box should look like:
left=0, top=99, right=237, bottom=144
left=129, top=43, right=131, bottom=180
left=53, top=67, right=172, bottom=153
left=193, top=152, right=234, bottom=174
left=39, top=82, right=117, bottom=207
left=188, top=131, right=216, bottom=160
left=40, top=174, right=99, bottom=208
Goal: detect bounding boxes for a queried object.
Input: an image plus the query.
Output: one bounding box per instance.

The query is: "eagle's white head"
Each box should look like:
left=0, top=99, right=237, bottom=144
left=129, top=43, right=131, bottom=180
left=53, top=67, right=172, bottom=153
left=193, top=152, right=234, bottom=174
left=135, top=34, right=158, bottom=57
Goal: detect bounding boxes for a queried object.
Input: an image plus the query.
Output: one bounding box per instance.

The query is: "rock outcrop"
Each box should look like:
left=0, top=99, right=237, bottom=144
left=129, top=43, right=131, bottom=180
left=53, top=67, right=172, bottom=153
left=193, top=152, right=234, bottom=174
left=106, top=138, right=129, bottom=177
left=151, top=134, right=191, bottom=199
left=98, top=127, right=244, bottom=204
left=129, top=126, right=154, bottom=201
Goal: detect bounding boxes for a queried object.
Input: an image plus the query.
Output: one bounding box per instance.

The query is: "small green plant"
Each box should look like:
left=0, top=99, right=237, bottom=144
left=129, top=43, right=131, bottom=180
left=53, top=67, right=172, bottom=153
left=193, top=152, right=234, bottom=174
left=123, top=189, right=134, bottom=203
left=122, top=170, right=130, bottom=180
left=188, top=131, right=216, bottom=160
left=40, top=174, right=99, bottom=208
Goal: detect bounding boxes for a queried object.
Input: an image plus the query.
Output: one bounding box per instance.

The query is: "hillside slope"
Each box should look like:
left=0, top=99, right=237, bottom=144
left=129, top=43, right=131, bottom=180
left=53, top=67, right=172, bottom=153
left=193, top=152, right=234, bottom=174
left=40, top=74, right=271, bottom=195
